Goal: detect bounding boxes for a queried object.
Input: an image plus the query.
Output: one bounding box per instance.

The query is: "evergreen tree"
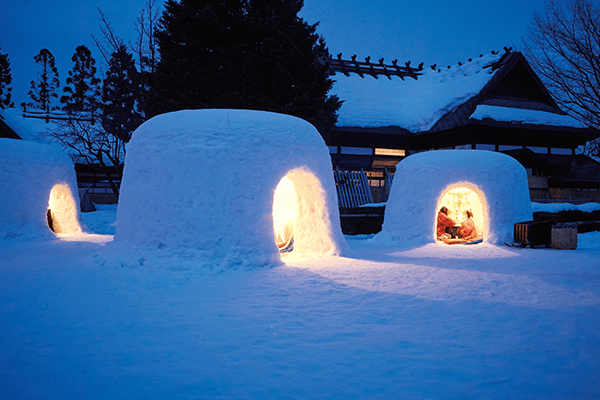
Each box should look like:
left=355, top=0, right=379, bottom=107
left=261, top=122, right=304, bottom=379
left=61, top=45, right=102, bottom=114
left=28, top=48, right=60, bottom=112
left=102, top=45, right=143, bottom=143
left=147, top=0, right=340, bottom=137
left=0, top=46, right=14, bottom=109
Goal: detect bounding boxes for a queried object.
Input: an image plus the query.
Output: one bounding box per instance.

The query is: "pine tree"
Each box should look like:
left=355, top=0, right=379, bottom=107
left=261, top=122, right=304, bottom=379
left=147, top=0, right=340, bottom=137
left=102, top=45, right=143, bottom=143
left=61, top=45, right=102, bottom=114
left=0, top=46, right=14, bottom=109
left=28, top=48, right=60, bottom=113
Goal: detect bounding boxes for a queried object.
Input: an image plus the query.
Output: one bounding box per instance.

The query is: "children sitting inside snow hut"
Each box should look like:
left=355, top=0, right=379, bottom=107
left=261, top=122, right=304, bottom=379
left=437, top=207, right=480, bottom=244
left=457, top=210, right=478, bottom=241
left=437, top=207, right=455, bottom=240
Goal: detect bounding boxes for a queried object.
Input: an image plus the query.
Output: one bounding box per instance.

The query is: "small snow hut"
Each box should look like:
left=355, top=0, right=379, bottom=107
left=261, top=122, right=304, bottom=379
left=376, top=150, right=532, bottom=246
left=115, top=109, right=347, bottom=267
left=0, top=138, right=84, bottom=239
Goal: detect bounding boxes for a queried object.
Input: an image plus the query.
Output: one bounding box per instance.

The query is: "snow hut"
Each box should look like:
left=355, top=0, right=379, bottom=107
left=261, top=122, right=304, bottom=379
left=115, top=109, right=347, bottom=267
left=376, top=150, right=532, bottom=246
left=0, top=138, right=84, bottom=239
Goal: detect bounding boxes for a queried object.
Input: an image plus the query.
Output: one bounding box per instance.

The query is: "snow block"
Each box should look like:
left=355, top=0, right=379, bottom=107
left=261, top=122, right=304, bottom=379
left=551, top=227, right=577, bottom=250
left=376, top=150, right=532, bottom=246
left=0, top=138, right=84, bottom=240
left=115, top=109, right=347, bottom=268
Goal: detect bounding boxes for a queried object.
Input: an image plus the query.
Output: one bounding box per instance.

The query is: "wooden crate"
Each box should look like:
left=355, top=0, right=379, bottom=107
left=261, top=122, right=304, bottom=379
left=514, top=220, right=553, bottom=246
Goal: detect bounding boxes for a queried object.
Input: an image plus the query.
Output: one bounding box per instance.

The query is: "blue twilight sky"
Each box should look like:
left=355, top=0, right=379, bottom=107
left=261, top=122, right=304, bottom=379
left=0, top=0, right=549, bottom=107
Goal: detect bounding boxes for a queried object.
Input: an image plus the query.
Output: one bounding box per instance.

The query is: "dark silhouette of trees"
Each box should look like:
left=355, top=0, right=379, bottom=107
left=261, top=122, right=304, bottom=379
left=524, top=0, right=600, bottom=156
left=0, top=46, right=14, bottom=109
left=102, top=45, right=143, bottom=143
left=61, top=45, right=102, bottom=113
left=28, top=49, right=60, bottom=112
left=133, top=0, right=161, bottom=116
left=146, top=0, right=340, bottom=137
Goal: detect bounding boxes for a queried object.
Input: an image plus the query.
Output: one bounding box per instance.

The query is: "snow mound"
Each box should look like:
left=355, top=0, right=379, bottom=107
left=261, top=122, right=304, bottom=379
left=0, top=138, right=84, bottom=240
left=115, top=109, right=348, bottom=269
left=376, top=150, right=532, bottom=246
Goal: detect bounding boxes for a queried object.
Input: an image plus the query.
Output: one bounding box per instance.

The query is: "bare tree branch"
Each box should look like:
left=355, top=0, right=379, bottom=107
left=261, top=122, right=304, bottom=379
left=40, top=117, right=125, bottom=199
left=91, top=8, right=124, bottom=68
left=524, top=0, right=600, bottom=156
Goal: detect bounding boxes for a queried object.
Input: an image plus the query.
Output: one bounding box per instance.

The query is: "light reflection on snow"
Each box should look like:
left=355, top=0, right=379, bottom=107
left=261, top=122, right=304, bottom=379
left=58, top=233, right=114, bottom=245
left=283, top=241, right=600, bottom=309
left=389, top=243, right=519, bottom=259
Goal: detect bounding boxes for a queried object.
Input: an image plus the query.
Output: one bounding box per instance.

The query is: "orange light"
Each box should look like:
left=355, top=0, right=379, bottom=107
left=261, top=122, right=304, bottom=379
left=48, top=184, right=81, bottom=235
left=273, top=176, right=296, bottom=252
left=436, top=185, right=486, bottom=243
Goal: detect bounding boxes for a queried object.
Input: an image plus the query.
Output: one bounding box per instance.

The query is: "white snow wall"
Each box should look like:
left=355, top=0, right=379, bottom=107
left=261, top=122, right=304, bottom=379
left=115, top=109, right=347, bottom=268
left=0, top=138, right=84, bottom=239
left=376, top=150, right=532, bottom=246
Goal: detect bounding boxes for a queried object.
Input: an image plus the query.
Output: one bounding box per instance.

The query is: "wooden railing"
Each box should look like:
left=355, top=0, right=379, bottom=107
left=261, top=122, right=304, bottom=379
left=334, top=168, right=374, bottom=208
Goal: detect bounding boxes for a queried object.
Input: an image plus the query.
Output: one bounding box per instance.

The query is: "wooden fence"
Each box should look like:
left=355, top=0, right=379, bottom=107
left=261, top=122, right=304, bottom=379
left=334, top=168, right=373, bottom=208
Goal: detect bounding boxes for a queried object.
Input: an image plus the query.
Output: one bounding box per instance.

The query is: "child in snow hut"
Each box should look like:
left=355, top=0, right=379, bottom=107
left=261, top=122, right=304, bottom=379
left=458, top=210, right=478, bottom=241
left=437, top=206, right=455, bottom=239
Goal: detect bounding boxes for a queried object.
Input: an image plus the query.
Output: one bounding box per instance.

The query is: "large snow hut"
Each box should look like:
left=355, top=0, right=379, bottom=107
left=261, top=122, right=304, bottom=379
left=376, top=150, right=532, bottom=246
left=0, top=138, right=84, bottom=239
left=115, top=109, right=347, bottom=268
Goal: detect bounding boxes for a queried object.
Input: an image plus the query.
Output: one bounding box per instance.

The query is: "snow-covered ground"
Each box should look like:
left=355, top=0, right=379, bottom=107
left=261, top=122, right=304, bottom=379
left=1, top=204, right=600, bottom=399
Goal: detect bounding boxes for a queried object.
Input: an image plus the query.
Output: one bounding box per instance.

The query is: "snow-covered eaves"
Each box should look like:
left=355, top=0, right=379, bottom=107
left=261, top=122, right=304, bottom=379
left=0, top=108, right=58, bottom=142
left=471, top=105, right=586, bottom=129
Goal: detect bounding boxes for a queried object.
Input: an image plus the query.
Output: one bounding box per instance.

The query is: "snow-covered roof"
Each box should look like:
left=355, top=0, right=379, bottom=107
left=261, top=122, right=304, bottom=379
left=0, top=108, right=61, bottom=142
left=332, top=51, right=586, bottom=133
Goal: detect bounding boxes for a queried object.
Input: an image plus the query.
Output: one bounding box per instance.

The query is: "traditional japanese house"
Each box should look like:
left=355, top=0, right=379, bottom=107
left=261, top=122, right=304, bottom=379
left=326, top=48, right=600, bottom=204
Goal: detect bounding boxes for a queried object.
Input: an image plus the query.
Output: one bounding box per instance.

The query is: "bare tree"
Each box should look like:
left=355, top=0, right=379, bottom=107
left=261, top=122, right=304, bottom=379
left=91, top=8, right=124, bottom=67
left=43, top=118, right=125, bottom=200
left=524, top=0, right=600, bottom=156
left=133, top=0, right=160, bottom=77
left=133, top=0, right=161, bottom=117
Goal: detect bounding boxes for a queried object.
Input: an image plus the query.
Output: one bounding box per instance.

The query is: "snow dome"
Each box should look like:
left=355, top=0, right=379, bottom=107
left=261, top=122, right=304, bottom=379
left=376, top=150, right=532, bottom=246
left=115, top=109, right=347, bottom=268
left=0, top=138, right=84, bottom=239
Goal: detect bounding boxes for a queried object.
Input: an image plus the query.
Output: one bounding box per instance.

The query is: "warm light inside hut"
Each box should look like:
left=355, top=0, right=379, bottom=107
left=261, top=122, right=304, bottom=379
left=47, top=184, right=81, bottom=235
left=273, top=176, right=297, bottom=252
left=436, top=185, right=485, bottom=244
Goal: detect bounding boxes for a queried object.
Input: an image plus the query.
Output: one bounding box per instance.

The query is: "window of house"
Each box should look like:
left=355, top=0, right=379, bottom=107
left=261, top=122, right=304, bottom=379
left=550, top=148, right=573, bottom=155
left=475, top=144, right=495, bottom=151
left=527, top=146, right=549, bottom=154
left=340, top=147, right=373, bottom=155
left=374, top=148, right=405, bottom=156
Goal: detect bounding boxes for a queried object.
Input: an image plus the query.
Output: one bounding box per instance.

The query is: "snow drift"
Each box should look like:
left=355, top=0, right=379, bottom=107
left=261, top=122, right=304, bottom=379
left=376, top=150, right=532, bottom=246
left=115, top=109, right=347, bottom=268
left=0, top=138, right=84, bottom=239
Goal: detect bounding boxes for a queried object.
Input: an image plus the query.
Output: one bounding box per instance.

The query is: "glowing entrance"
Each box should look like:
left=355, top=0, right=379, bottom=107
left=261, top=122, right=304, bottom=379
left=436, top=184, right=486, bottom=244
left=273, top=176, right=297, bottom=252
left=47, top=184, right=82, bottom=235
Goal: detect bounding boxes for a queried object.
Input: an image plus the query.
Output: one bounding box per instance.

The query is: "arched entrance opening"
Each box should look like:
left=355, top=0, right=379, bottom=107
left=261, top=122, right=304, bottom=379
left=435, top=183, right=487, bottom=244
left=272, top=168, right=336, bottom=256
left=273, top=176, right=297, bottom=252
left=47, top=184, right=82, bottom=234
